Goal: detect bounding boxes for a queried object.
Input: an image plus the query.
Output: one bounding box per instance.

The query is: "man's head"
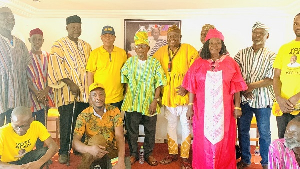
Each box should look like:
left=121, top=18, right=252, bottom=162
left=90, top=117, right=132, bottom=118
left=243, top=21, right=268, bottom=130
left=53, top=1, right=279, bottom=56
left=89, top=83, right=106, bottom=109
left=0, top=7, right=15, bottom=32
left=134, top=31, right=150, bottom=58
left=284, top=116, right=300, bottom=150
left=28, top=28, right=44, bottom=52
left=151, top=25, right=160, bottom=41
left=200, top=24, right=215, bottom=44
left=167, top=25, right=181, bottom=48
left=290, top=55, right=297, bottom=64
left=293, top=13, right=300, bottom=38
left=101, top=26, right=116, bottom=47
left=252, top=22, right=269, bottom=46
left=66, top=15, right=82, bottom=40
left=11, top=106, right=33, bottom=136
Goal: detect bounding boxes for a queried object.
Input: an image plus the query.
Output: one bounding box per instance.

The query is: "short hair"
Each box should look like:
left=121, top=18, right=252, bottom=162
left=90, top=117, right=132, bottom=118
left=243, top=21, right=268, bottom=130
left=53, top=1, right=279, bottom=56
left=294, top=13, right=300, bottom=20
left=292, top=116, right=300, bottom=123
left=11, top=106, right=32, bottom=120
left=200, top=39, right=227, bottom=60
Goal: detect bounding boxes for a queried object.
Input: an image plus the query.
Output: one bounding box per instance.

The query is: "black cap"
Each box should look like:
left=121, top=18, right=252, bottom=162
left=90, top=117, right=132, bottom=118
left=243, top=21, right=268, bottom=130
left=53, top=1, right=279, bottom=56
left=66, top=15, right=81, bottom=25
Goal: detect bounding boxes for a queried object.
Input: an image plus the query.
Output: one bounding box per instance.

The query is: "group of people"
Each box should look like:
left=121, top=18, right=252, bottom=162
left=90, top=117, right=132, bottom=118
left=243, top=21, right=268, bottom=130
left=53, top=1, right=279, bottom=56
left=0, top=5, right=300, bottom=169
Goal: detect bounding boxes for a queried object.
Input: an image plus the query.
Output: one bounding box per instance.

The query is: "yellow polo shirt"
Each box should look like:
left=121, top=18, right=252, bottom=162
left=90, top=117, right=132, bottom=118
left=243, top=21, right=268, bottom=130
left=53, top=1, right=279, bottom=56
left=86, top=46, right=127, bottom=104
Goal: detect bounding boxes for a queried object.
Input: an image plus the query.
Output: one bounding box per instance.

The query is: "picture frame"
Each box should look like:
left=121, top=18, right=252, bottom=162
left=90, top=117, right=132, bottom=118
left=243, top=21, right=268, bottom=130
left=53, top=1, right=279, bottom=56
left=124, top=19, right=181, bottom=57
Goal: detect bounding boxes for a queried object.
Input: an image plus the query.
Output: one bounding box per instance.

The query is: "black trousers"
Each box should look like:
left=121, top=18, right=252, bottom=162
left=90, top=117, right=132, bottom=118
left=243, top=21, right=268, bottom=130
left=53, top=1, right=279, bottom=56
left=276, top=113, right=300, bottom=138
left=125, top=111, right=157, bottom=159
left=110, top=100, right=123, bottom=111
left=58, top=102, right=89, bottom=155
left=0, top=108, right=12, bottom=127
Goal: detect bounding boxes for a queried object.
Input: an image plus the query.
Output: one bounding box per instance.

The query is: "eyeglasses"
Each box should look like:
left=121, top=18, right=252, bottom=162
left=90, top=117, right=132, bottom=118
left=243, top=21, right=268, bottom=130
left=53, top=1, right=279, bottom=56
left=135, top=44, right=148, bottom=49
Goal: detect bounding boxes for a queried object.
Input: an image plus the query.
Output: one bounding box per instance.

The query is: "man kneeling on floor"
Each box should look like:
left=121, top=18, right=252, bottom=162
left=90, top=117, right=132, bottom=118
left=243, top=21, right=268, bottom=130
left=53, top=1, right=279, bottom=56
left=0, top=106, right=58, bottom=169
left=73, top=83, right=128, bottom=169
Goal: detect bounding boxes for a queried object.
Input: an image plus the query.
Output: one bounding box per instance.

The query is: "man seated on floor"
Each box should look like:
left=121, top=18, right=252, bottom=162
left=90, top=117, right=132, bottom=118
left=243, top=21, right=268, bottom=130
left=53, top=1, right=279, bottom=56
left=269, top=116, right=300, bottom=168
left=0, top=106, right=58, bottom=169
left=73, top=83, right=128, bottom=169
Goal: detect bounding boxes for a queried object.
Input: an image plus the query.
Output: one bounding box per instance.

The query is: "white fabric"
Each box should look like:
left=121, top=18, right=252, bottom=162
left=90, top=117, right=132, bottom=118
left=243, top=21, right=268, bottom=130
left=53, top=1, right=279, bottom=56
left=204, top=70, right=224, bottom=145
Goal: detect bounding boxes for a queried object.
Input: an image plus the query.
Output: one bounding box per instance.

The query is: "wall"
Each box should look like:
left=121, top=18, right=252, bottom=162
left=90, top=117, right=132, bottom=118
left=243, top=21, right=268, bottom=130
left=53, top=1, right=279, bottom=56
left=4, top=3, right=299, bottom=144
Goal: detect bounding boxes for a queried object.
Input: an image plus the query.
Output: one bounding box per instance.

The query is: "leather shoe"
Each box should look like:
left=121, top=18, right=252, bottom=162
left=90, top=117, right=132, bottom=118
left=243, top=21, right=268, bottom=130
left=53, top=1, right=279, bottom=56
left=58, top=154, right=68, bottom=164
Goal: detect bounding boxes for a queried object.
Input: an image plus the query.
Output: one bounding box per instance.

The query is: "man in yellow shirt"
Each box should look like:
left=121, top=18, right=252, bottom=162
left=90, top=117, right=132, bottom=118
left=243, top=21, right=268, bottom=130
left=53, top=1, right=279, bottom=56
left=86, top=26, right=127, bottom=109
left=153, top=25, right=198, bottom=168
left=273, top=13, right=300, bottom=139
left=0, top=106, right=58, bottom=168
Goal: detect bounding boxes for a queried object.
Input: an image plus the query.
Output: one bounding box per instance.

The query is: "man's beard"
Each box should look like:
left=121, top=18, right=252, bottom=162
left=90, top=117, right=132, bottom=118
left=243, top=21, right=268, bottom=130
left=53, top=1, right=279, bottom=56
left=285, top=138, right=300, bottom=149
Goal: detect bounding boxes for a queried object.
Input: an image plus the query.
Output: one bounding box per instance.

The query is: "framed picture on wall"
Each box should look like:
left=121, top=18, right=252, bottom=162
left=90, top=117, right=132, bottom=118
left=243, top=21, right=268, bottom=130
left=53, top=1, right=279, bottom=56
left=124, top=19, right=181, bottom=57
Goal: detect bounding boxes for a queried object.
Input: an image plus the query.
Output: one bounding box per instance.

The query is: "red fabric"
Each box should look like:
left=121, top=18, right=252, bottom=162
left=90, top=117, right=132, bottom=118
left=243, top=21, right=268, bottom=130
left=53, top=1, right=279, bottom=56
left=182, top=55, right=247, bottom=169
left=30, top=28, right=43, bottom=37
left=205, top=28, right=224, bottom=42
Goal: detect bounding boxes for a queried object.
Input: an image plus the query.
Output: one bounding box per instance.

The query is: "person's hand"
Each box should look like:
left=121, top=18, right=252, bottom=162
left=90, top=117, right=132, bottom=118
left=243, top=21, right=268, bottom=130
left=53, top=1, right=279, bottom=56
left=69, top=82, right=80, bottom=97
left=233, top=109, right=242, bottom=119
left=149, top=100, right=157, bottom=115
left=176, top=85, right=188, bottom=96
left=89, top=145, right=109, bottom=158
left=36, top=89, right=48, bottom=105
left=289, top=94, right=300, bottom=107
left=21, top=161, right=43, bottom=169
left=186, top=105, right=194, bottom=121
left=112, top=160, right=125, bottom=169
left=277, top=96, right=294, bottom=113
left=243, top=83, right=254, bottom=94
left=241, top=91, right=253, bottom=100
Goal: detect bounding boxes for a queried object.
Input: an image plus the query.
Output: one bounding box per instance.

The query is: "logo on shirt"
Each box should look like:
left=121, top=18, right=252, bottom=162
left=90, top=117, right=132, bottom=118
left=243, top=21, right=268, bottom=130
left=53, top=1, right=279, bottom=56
left=289, top=48, right=300, bottom=55
left=15, top=139, right=31, bottom=149
left=287, top=55, right=300, bottom=68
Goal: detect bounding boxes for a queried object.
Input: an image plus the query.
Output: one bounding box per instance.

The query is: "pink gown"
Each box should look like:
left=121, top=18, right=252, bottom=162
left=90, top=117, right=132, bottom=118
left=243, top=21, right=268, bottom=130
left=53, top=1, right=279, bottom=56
left=182, top=55, right=247, bottom=169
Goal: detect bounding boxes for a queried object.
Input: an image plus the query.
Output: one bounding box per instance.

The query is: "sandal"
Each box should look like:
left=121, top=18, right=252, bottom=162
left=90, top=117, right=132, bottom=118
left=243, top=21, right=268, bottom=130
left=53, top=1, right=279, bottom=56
left=181, top=158, right=192, bottom=169
left=160, top=154, right=178, bottom=165
left=130, top=156, right=137, bottom=165
left=237, top=161, right=250, bottom=169
left=146, top=155, right=158, bottom=166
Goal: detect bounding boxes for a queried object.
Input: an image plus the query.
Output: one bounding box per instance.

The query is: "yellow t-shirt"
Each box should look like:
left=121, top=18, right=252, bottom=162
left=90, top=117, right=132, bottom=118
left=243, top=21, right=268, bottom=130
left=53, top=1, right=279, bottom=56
left=0, top=121, right=50, bottom=163
left=153, top=43, right=199, bottom=107
left=86, top=46, right=127, bottom=104
left=273, top=40, right=300, bottom=103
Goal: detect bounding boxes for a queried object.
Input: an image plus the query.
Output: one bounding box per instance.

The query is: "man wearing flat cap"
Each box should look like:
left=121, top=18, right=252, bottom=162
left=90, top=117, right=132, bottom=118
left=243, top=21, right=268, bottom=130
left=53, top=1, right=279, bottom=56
left=86, top=25, right=127, bottom=110
left=0, top=7, right=31, bottom=127
left=153, top=25, right=199, bottom=168
left=27, top=28, right=54, bottom=149
left=48, top=15, right=92, bottom=164
left=234, top=22, right=276, bottom=169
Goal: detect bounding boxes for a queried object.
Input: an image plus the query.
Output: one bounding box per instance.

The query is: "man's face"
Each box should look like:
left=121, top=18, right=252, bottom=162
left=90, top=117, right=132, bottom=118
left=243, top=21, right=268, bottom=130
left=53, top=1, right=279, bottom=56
left=101, top=33, right=116, bottom=47
left=167, top=31, right=181, bottom=48
left=208, top=38, right=222, bottom=56
left=252, top=28, right=268, bottom=45
left=29, top=34, right=44, bottom=51
left=11, top=115, right=32, bottom=136
left=284, top=121, right=300, bottom=149
left=294, top=15, right=300, bottom=37
left=151, top=29, right=160, bottom=40
left=290, top=56, right=297, bottom=63
left=135, top=44, right=150, bottom=58
left=0, top=12, right=15, bottom=32
left=90, top=88, right=106, bottom=109
left=66, top=23, right=81, bottom=39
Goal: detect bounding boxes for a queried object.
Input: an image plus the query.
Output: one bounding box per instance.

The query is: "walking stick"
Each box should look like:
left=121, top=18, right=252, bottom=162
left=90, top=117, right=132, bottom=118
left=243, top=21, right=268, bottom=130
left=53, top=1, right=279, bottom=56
left=67, top=99, right=76, bottom=166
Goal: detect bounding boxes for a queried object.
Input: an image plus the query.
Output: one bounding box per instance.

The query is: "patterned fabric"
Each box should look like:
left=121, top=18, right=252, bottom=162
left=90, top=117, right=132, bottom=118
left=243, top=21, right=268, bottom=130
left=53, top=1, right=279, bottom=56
left=268, top=138, right=300, bottom=169
left=86, top=46, right=127, bottom=104
left=149, top=38, right=167, bottom=56
left=27, top=51, right=54, bottom=112
left=121, top=56, right=166, bottom=116
left=0, top=35, right=31, bottom=114
left=134, top=31, right=149, bottom=45
left=73, top=105, right=123, bottom=149
left=48, top=37, right=91, bottom=107
left=182, top=55, right=247, bottom=169
left=234, top=47, right=276, bottom=108
left=153, top=44, right=199, bottom=107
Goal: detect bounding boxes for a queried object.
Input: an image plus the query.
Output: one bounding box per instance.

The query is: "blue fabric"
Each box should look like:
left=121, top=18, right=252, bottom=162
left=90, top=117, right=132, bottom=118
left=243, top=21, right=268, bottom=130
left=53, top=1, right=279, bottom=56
left=238, top=102, right=271, bottom=165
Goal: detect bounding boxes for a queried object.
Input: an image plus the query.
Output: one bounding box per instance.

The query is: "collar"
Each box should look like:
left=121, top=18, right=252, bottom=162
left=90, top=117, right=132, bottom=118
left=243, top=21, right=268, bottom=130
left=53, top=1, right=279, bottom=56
left=93, top=107, right=107, bottom=119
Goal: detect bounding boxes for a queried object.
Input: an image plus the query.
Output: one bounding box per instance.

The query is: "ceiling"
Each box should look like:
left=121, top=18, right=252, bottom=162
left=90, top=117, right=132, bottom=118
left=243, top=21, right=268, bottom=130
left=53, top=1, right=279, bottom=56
left=14, top=0, right=298, bottom=11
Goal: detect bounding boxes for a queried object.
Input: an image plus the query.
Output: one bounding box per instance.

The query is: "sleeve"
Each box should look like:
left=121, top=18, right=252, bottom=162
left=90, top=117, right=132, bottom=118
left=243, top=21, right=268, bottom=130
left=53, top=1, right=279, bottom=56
left=268, top=139, right=285, bottom=169
left=73, top=112, right=87, bottom=137
left=230, top=59, right=248, bottom=95
left=0, top=130, right=3, bottom=156
left=182, top=60, right=198, bottom=94
left=113, top=108, right=123, bottom=128
left=47, top=41, right=67, bottom=88
left=120, top=58, right=131, bottom=84
left=22, top=41, right=32, bottom=66
left=233, top=51, right=242, bottom=67
left=273, top=47, right=284, bottom=69
left=86, top=50, right=97, bottom=73
left=188, top=45, right=200, bottom=67
left=265, top=53, right=276, bottom=79
left=36, top=122, right=51, bottom=142
left=154, top=59, right=167, bottom=89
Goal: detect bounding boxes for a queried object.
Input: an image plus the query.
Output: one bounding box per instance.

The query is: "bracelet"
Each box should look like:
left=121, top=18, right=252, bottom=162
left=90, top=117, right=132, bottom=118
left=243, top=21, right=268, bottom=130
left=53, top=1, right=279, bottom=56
left=234, top=107, right=242, bottom=110
left=188, top=103, right=194, bottom=106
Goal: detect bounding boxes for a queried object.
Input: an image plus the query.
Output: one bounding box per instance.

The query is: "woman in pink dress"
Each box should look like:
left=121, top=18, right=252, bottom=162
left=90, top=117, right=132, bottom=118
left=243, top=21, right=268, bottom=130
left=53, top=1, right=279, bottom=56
left=182, top=29, right=247, bottom=169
